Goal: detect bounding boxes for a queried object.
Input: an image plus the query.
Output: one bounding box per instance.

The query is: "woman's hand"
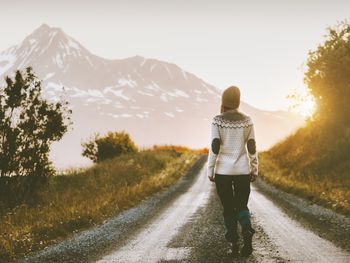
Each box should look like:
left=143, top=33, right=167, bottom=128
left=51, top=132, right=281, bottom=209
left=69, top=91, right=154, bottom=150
left=208, top=175, right=215, bottom=182
left=250, top=173, right=257, bottom=182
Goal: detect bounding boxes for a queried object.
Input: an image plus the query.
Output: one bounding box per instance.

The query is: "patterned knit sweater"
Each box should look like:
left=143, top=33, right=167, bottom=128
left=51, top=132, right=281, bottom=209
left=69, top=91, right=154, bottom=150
left=207, top=109, right=258, bottom=178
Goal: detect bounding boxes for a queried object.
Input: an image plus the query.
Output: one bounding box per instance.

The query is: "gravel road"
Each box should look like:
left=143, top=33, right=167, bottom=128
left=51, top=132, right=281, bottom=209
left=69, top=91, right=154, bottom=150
left=20, top=156, right=350, bottom=263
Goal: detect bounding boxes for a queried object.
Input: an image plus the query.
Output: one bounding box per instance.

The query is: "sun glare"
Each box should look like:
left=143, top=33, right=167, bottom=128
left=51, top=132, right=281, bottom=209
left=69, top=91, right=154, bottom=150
left=298, top=96, right=316, bottom=117
left=287, top=88, right=316, bottom=119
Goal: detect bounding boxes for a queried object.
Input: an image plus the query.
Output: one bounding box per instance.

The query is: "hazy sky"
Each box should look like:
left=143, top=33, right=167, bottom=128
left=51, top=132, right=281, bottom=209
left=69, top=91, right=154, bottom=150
left=1, top=0, right=349, bottom=110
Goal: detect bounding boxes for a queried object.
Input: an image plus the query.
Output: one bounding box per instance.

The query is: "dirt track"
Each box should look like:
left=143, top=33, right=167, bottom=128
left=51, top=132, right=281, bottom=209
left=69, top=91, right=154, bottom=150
left=21, top=156, right=350, bottom=263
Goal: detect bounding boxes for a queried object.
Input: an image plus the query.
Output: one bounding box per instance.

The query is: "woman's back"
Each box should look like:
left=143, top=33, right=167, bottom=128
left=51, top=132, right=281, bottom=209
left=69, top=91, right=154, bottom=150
left=207, top=108, right=258, bottom=177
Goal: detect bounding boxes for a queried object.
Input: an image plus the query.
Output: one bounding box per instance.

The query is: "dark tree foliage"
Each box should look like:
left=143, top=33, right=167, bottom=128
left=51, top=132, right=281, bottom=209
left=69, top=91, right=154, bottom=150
left=82, top=131, right=138, bottom=163
left=0, top=67, right=72, bottom=177
left=305, top=21, right=350, bottom=124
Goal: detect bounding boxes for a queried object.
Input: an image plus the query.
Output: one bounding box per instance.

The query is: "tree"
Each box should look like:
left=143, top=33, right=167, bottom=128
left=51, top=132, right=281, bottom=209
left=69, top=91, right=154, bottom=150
left=305, top=21, right=350, bottom=124
left=82, top=131, right=138, bottom=163
left=0, top=67, right=72, bottom=177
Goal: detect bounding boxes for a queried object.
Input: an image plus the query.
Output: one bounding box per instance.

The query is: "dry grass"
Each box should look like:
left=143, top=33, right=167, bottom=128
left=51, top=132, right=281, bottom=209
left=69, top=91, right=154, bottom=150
left=0, top=147, right=201, bottom=262
left=149, top=144, right=208, bottom=154
left=259, top=123, right=350, bottom=216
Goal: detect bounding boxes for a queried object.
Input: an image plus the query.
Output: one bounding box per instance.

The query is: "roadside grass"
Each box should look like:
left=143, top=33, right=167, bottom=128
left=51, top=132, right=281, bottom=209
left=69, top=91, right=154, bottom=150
left=0, top=146, right=204, bottom=262
left=259, top=124, right=350, bottom=216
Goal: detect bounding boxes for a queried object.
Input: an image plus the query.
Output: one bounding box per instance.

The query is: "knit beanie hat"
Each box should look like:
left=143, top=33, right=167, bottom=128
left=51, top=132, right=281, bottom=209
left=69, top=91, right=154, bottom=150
left=221, top=86, right=240, bottom=111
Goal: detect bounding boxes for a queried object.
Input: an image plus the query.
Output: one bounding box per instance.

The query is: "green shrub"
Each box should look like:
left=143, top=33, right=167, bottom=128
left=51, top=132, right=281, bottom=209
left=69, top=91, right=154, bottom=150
left=81, top=130, right=138, bottom=162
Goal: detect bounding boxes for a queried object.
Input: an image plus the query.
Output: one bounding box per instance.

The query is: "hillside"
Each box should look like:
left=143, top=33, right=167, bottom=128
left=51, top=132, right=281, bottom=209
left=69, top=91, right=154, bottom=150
left=260, top=23, right=350, bottom=216
left=0, top=24, right=303, bottom=168
left=260, top=123, right=350, bottom=215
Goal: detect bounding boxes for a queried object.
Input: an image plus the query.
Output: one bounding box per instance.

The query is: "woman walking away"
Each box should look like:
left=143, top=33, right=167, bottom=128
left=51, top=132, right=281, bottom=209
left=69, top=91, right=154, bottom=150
left=207, top=85, right=258, bottom=256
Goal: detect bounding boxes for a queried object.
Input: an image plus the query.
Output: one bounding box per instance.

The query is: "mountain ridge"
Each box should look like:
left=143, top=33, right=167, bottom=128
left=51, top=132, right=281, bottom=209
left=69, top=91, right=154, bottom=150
left=0, top=24, right=304, bottom=168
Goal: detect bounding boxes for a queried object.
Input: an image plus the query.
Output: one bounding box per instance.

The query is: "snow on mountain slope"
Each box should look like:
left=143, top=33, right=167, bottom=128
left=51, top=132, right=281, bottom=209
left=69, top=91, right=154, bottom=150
left=0, top=24, right=304, bottom=168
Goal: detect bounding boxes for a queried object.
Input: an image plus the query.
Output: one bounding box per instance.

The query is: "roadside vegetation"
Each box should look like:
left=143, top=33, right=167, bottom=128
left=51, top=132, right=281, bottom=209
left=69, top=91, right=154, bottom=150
left=0, top=66, right=207, bottom=261
left=0, top=145, right=205, bottom=261
left=260, top=22, right=350, bottom=216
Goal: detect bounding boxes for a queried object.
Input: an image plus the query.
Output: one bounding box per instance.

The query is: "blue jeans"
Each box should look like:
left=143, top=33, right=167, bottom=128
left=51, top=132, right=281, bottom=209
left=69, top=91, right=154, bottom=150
left=214, top=174, right=252, bottom=241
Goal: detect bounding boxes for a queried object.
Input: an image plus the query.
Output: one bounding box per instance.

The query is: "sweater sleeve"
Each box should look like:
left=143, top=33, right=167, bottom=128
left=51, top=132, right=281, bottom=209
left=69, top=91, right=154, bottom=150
left=207, top=116, right=221, bottom=179
left=246, top=121, right=259, bottom=176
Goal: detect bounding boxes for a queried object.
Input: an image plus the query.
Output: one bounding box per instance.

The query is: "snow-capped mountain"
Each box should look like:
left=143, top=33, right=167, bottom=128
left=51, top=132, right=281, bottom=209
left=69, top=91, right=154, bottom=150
left=0, top=24, right=304, bottom=169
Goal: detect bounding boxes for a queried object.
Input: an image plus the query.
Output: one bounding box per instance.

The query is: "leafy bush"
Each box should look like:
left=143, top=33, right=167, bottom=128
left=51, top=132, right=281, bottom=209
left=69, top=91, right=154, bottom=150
left=82, top=130, right=138, bottom=162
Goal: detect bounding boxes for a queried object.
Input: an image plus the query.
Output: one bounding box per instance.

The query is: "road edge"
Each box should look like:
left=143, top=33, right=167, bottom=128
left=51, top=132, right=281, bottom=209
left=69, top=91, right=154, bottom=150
left=253, top=178, right=350, bottom=253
